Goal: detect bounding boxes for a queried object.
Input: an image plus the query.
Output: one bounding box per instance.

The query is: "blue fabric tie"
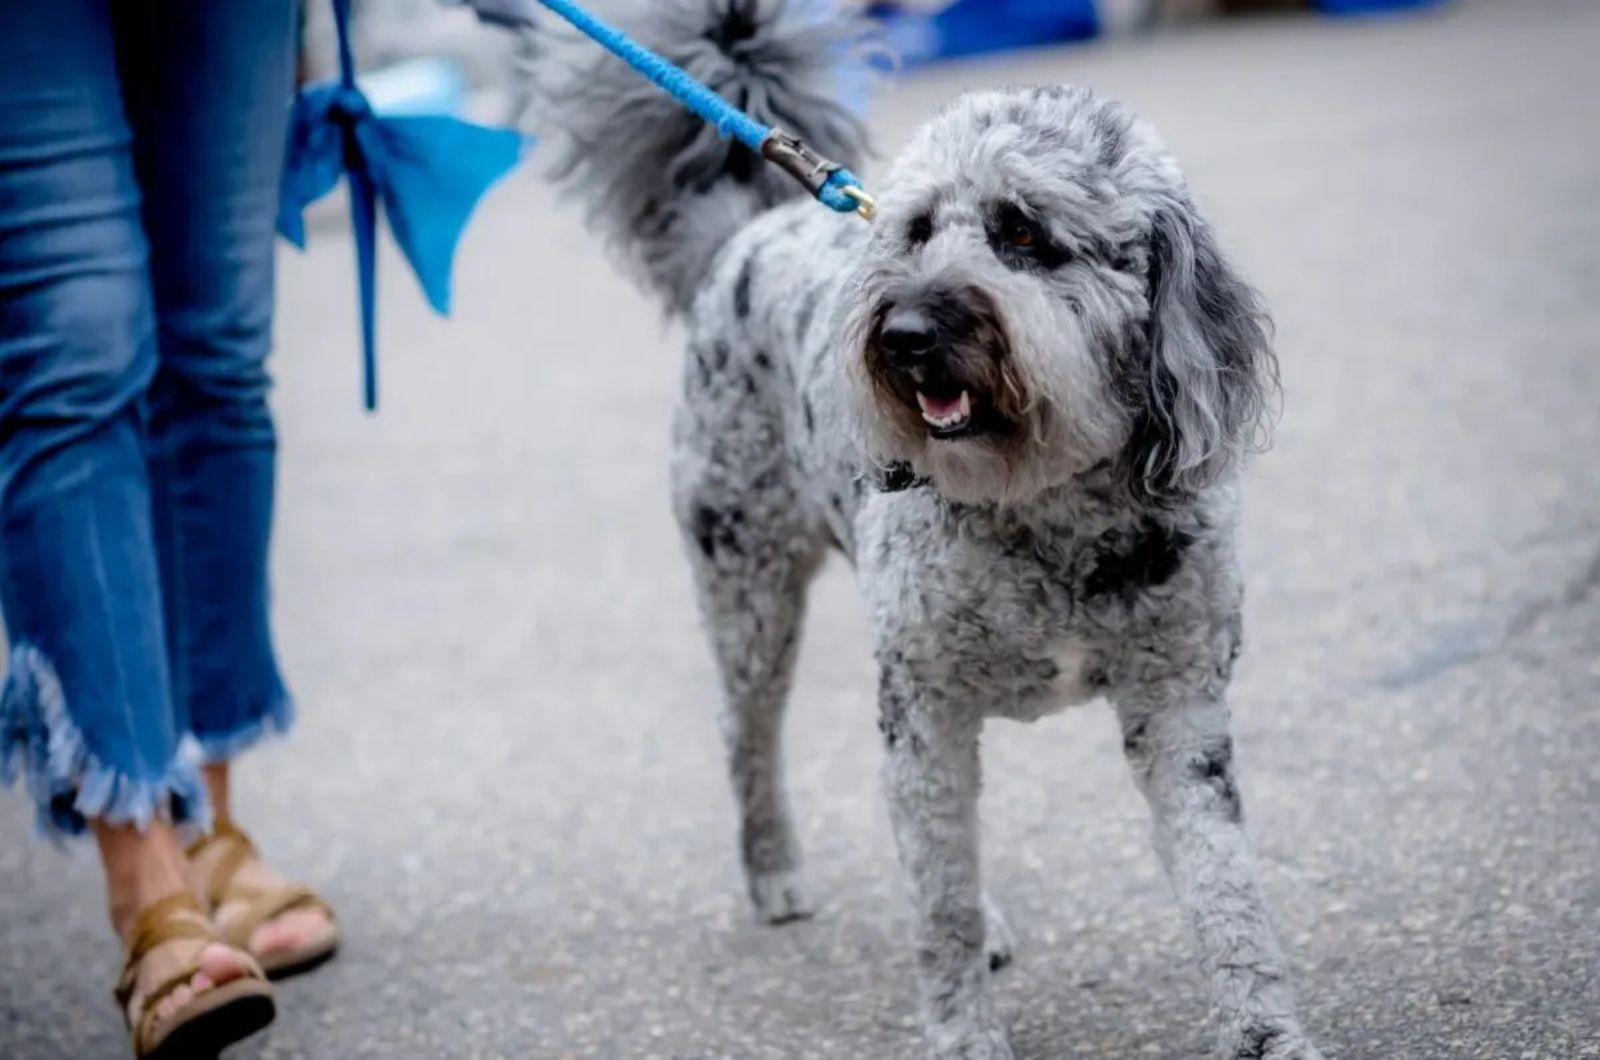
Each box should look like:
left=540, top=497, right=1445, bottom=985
left=277, top=0, right=526, bottom=410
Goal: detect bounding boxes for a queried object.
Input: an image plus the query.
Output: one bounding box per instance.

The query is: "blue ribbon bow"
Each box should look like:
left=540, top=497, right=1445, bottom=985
left=278, top=0, right=526, bottom=409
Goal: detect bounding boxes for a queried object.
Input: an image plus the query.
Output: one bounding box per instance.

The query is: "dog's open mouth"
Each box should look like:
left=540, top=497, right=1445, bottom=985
left=917, top=389, right=976, bottom=439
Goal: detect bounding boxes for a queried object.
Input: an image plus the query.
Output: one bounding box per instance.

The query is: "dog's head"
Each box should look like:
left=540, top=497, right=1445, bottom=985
left=844, top=86, right=1277, bottom=506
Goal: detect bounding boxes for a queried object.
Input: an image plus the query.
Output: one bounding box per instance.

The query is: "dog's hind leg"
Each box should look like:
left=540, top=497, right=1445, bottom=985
left=1116, top=694, right=1322, bottom=1060
left=685, top=499, right=822, bottom=924
left=671, top=356, right=826, bottom=925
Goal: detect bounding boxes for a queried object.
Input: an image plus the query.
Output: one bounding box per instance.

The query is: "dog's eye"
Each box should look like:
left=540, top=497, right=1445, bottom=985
left=990, top=204, right=1068, bottom=270
left=1003, top=217, right=1038, bottom=249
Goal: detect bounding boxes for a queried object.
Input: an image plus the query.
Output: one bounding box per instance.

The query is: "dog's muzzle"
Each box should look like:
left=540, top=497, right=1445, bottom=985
left=871, top=291, right=1006, bottom=440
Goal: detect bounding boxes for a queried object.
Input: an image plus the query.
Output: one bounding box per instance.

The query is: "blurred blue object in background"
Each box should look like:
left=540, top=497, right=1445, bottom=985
left=1316, top=0, right=1449, bottom=13
left=869, top=0, right=1452, bottom=66
left=869, top=0, right=1099, bottom=66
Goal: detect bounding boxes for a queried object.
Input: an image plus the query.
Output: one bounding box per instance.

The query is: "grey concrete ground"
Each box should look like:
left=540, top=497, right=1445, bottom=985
left=3, top=1, right=1598, bottom=1057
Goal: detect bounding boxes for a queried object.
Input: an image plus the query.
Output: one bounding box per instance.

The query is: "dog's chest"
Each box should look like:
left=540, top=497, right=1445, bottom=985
left=861, top=502, right=1118, bottom=719
left=983, top=633, right=1103, bottom=722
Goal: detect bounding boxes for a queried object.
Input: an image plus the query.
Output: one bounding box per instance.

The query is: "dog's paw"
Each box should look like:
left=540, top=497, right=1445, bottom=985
left=982, top=895, right=1016, bottom=972
left=747, top=869, right=814, bottom=925
left=927, top=1016, right=1015, bottom=1060
left=1227, top=1023, right=1325, bottom=1060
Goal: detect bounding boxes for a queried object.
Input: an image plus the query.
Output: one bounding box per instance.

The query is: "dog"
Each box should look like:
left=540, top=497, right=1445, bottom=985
left=529, top=3, right=1322, bottom=1056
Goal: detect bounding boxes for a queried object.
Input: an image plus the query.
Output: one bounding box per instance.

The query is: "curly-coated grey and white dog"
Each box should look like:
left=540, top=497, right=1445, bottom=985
left=531, top=3, right=1322, bottom=1057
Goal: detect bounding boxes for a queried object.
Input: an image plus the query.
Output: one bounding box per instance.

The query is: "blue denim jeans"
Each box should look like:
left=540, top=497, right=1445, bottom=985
left=0, top=0, right=297, bottom=837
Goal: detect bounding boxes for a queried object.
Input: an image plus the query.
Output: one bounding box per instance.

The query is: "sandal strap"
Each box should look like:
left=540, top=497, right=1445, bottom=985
left=214, top=884, right=335, bottom=950
left=111, top=887, right=271, bottom=1055
left=186, top=816, right=255, bottom=855
left=186, top=817, right=258, bottom=910
left=120, top=893, right=211, bottom=969
left=112, top=892, right=213, bottom=1008
left=130, top=960, right=203, bottom=1021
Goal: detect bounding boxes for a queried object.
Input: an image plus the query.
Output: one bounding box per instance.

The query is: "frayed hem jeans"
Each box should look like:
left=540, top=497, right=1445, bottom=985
left=0, top=0, right=297, bottom=839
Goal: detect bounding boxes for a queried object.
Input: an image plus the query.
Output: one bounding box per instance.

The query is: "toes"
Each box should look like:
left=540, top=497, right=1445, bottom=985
left=249, top=907, right=330, bottom=957
left=156, top=983, right=194, bottom=1024
left=196, top=942, right=249, bottom=986
left=249, top=920, right=294, bottom=956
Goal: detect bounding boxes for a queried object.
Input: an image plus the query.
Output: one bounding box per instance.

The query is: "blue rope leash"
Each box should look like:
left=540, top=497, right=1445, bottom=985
left=533, top=0, right=876, bottom=220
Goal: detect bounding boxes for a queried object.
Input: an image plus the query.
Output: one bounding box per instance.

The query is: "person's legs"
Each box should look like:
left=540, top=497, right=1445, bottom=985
left=114, top=0, right=333, bottom=964
left=0, top=0, right=266, bottom=1042
left=115, top=0, right=296, bottom=767
left=0, top=0, right=200, bottom=847
left=95, top=819, right=262, bottom=1031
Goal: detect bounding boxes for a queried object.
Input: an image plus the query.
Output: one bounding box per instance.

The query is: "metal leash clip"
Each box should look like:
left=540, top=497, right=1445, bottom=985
left=761, top=129, right=877, bottom=222
left=839, top=184, right=878, bottom=222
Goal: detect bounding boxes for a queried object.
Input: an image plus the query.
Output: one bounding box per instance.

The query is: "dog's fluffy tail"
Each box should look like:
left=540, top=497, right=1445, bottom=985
left=524, top=0, right=872, bottom=315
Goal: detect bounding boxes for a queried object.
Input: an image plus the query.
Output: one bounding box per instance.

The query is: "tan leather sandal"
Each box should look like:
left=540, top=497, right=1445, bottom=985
left=187, top=818, right=339, bottom=980
left=114, top=891, right=275, bottom=1060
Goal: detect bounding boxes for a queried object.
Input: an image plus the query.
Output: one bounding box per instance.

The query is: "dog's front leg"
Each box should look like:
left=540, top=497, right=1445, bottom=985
left=880, top=671, right=1012, bottom=1060
left=1117, top=693, right=1322, bottom=1060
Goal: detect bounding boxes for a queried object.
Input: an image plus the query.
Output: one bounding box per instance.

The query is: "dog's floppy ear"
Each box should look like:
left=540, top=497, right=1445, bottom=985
left=1125, top=199, right=1279, bottom=501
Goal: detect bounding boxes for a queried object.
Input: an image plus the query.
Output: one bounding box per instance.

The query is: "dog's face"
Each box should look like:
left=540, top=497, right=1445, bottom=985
left=845, top=86, right=1276, bottom=506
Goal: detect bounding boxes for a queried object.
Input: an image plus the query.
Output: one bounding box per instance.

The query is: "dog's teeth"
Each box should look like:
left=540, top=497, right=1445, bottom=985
left=918, top=390, right=974, bottom=430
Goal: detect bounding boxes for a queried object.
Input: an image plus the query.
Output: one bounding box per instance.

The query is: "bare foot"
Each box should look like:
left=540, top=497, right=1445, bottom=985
left=93, top=820, right=266, bottom=1037
left=186, top=835, right=335, bottom=964
left=123, top=919, right=255, bottom=1030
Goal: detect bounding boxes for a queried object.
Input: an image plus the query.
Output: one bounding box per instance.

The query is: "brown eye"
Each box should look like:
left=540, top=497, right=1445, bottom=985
left=991, top=204, right=1067, bottom=270
left=1005, top=220, right=1037, bottom=248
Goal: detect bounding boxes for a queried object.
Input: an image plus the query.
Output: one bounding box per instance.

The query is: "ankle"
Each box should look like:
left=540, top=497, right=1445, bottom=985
left=202, top=763, right=231, bottom=825
left=94, top=821, right=191, bottom=942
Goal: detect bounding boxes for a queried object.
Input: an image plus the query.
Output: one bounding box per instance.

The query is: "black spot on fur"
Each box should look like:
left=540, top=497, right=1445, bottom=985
left=877, top=667, right=909, bottom=749
left=724, top=141, right=760, bottom=183
left=706, top=1, right=758, bottom=49
left=710, top=341, right=730, bottom=371
left=733, top=256, right=755, bottom=319
left=907, top=211, right=934, bottom=248
left=1121, top=718, right=1148, bottom=755
left=876, top=462, right=926, bottom=493
left=1084, top=520, right=1192, bottom=599
left=802, top=396, right=816, bottom=434
left=691, top=505, right=745, bottom=559
left=1193, top=738, right=1242, bottom=823
left=877, top=714, right=900, bottom=748
left=753, top=350, right=771, bottom=370
left=1234, top=1025, right=1285, bottom=1060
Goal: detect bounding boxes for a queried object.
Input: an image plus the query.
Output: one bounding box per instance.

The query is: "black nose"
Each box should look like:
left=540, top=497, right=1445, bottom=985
left=878, top=307, right=938, bottom=368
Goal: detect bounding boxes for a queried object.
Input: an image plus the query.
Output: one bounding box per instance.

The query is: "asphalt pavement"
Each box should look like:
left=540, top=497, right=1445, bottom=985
left=2, top=1, right=1597, bottom=1057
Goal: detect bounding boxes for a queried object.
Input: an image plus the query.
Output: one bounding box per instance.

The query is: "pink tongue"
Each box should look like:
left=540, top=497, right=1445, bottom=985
left=920, top=393, right=964, bottom=417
